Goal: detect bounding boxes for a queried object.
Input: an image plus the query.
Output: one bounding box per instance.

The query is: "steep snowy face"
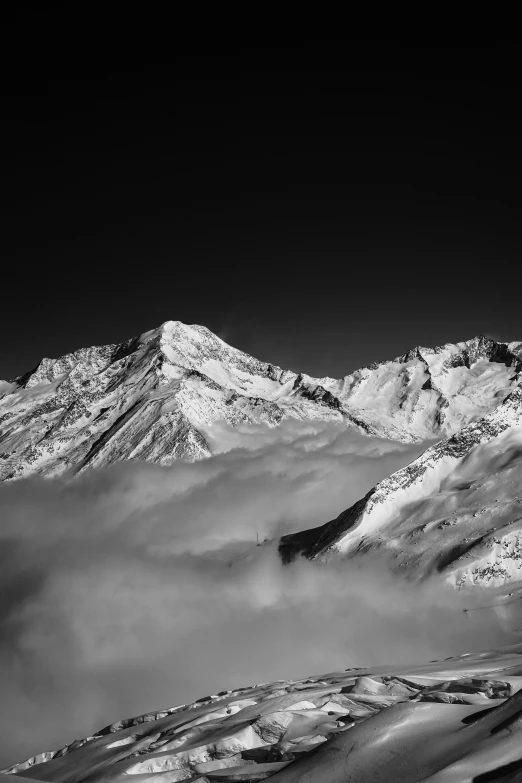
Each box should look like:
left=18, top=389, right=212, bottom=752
left=324, top=335, right=522, bottom=440
left=4, top=645, right=522, bottom=783
left=0, top=321, right=347, bottom=480
left=281, top=387, right=522, bottom=590
left=0, top=324, right=520, bottom=480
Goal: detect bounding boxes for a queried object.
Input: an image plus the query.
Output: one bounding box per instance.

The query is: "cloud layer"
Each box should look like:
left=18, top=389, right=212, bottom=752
left=0, top=422, right=514, bottom=767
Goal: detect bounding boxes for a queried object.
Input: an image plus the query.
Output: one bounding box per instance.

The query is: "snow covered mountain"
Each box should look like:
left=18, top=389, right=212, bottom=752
left=1, top=322, right=520, bottom=480
left=4, top=644, right=522, bottom=782
left=280, top=384, right=522, bottom=592
left=4, top=326, right=522, bottom=780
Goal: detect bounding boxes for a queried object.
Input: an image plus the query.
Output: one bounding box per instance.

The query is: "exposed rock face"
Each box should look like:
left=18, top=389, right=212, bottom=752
left=0, top=323, right=520, bottom=479
left=280, top=386, right=522, bottom=590
left=4, top=645, right=522, bottom=782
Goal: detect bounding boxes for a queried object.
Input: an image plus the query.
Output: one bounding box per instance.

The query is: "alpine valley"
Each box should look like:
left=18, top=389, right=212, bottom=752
left=3, top=322, right=522, bottom=782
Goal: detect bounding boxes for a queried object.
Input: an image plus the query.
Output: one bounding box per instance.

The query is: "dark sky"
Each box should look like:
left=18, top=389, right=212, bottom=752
left=2, top=32, right=521, bottom=380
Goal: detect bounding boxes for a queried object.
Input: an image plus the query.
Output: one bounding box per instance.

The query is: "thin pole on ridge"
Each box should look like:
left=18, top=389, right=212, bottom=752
left=463, top=594, right=519, bottom=615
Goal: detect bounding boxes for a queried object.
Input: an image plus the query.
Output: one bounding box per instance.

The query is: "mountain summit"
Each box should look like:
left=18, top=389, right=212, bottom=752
left=1, top=323, right=521, bottom=480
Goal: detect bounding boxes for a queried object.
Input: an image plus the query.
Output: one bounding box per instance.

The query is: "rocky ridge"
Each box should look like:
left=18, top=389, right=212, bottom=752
left=280, top=385, right=522, bottom=592
left=1, top=323, right=520, bottom=480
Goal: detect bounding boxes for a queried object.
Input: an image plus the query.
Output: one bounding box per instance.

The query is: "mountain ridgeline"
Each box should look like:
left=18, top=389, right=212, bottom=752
left=3, top=323, right=522, bottom=592
left=1, top=322, right=521, bottom=481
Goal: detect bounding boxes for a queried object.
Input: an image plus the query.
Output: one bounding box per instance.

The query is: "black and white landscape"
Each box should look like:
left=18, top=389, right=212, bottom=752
left=4, top=646, right=522, bottom=783
left=2, top=323, right=522, bottom=780
left=3, top=323, right=522, bottom=594
left=3, top=34, right=522, bottom=783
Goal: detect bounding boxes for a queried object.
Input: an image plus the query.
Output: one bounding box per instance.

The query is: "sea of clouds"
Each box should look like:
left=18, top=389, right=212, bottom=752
left=0, top=421, right=515, bottom=766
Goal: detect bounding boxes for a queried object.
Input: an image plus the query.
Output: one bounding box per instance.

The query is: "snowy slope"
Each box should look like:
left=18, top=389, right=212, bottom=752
left=322, top=335, right=522, bottom=440
left=0, top=321, right=343, bottom=480
left=280, top=386, right=522, bottom=590
left=4, top=644, right=522, bottom=782
left=1, top=323, right=520, bottom=480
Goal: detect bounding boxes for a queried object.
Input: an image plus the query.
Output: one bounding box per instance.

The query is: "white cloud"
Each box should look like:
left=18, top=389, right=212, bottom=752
left=0, top=421, right=513, bottom=767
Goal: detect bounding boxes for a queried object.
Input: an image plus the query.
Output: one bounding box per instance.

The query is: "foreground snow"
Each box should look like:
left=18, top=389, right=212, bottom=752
left=1, top=323, right=520, bottom=479
left=3, top=644, right=522, bottom=782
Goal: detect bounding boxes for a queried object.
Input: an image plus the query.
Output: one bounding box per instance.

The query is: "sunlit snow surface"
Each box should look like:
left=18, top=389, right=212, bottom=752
left=1, top=322, right=521, bottom=480
left=280, top=386, right=522, bottom=593
left=3, top=645, right=522, bottom=782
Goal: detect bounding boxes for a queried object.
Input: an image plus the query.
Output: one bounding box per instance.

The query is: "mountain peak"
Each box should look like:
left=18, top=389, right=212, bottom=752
left=1, top=324, right=521, bottom=480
